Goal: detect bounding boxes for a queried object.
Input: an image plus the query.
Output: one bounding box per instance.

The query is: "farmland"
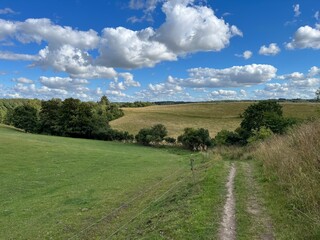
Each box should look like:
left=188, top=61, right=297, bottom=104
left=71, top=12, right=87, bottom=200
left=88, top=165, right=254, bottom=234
left=111, top=102, right=319, bottom=137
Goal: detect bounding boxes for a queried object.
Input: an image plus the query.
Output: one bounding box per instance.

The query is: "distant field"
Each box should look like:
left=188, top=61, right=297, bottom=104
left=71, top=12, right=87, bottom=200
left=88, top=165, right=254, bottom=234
left=111, top=102, right=320, bottom=137
left=0, top=125, right=192, bottom=239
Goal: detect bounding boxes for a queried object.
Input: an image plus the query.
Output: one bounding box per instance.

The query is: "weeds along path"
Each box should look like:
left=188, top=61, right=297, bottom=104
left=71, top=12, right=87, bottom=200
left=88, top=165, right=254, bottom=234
left=219, top=163, right=236, bottom=240
left=235, top=161, right=275, bottom=240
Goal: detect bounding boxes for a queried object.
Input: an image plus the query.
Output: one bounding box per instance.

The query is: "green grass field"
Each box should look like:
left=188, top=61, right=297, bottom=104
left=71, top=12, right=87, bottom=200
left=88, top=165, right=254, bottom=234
left=110, top=102, right=320, bottom=137
left=0, top=125, right=198, bottom=239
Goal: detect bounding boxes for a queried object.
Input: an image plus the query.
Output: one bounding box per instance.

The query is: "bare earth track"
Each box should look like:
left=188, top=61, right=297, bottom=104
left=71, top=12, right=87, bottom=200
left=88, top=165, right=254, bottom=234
left=219, top=163, right=236, bottom=240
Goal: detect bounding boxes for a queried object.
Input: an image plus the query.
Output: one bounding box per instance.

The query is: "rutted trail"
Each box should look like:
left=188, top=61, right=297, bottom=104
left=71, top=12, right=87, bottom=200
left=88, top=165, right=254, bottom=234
left=219, top=163, right=236, bottom=240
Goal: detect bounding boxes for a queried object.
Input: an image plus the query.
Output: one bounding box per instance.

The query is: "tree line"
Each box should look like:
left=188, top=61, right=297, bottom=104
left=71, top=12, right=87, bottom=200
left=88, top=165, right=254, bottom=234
left=10, top=96, right=134, bottom=141
left=6, top=98, right=299, bottom=151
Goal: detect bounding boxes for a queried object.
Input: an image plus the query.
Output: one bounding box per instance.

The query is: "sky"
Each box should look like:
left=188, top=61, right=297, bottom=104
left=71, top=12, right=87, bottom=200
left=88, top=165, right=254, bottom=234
left=0, top=0, right=319, bottom=102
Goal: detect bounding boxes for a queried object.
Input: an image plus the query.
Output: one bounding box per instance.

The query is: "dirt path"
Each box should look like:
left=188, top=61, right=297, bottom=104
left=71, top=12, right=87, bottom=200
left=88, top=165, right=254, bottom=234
left=219, top=163, right=236, bottom=240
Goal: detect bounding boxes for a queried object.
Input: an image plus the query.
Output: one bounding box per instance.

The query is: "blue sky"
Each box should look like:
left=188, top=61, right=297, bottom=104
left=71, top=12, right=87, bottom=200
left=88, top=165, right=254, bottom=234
left=0, top=0, right=319, bottom=101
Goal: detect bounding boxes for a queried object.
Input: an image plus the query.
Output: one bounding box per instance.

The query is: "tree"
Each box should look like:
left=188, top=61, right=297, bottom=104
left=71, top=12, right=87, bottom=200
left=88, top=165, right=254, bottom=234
left=12, top=105, right=39, bottom=133
left=178, top=128, right=212, bottom=151
left=240, top=100, right=294, bottom=135
left=135, top=124, right=168, bottom=146
left=39, top=99, right=62, bottom=135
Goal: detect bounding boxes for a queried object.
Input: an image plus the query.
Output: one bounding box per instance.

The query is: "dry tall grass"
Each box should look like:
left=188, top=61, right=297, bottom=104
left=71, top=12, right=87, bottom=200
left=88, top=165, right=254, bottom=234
left=254, top=120, right=320, bottom=219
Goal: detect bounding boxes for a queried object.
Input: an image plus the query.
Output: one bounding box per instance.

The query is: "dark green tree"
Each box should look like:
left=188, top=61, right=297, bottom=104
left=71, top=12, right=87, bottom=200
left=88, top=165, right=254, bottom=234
left=240, top=100, right=294, bottom=135
left=12, top=105, right=39, bottom=133
left=178, top=128, right=212, bottom=151
left=39, top=99, right=62, bottom=135
left=135, top=124, right=168, bottom=145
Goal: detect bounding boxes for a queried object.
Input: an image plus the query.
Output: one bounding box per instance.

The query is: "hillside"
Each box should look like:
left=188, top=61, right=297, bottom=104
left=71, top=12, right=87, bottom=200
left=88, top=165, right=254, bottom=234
left=0, top=125, right=192, bottom=239
left=111, top=102, right=320, bottom=137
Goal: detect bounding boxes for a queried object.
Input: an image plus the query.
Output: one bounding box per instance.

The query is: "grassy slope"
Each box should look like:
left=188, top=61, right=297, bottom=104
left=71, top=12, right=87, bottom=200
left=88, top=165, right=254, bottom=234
left=110, top=102, right=319, bottom=137
left=0, top=125, right=193, bottom=239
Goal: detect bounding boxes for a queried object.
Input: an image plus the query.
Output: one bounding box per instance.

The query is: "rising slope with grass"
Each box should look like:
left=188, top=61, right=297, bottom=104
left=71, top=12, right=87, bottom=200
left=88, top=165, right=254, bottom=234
left=0, top=125, right=232, bottom=239
left=110, top=102, right=319, bottom=138
left=0, top=125, right=192, bottom=239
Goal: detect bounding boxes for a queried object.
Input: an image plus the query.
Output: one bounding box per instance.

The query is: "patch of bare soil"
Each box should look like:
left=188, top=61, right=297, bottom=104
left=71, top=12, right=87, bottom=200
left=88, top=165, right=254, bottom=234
left=219, top=163, right=236, bottom=240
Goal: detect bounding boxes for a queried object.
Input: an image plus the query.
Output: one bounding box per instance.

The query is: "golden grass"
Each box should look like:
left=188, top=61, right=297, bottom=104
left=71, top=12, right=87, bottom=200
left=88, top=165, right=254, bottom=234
left=111, top=102, right=320, bottom=138
left=254, top=120, right=320, bottom=219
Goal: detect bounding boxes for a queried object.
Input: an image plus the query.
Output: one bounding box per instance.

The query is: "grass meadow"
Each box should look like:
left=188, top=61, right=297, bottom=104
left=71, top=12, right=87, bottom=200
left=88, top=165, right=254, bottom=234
left=1, top=124, right=231, bottom=239
left=110, top=102, right=319, bottom=137
left=0, top=125, right=195, bottom=239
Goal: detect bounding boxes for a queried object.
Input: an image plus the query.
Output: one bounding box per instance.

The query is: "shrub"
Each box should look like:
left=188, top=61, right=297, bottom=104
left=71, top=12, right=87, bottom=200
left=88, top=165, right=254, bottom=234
left=213, top=129, right=242, bottom=146
left=178, top=128, right=212, bottom=151
left=164, top=137, right=176, bottom=144
left=135, top=124, right=168, bottom=146
left=247, top=126, right=273, bottom=143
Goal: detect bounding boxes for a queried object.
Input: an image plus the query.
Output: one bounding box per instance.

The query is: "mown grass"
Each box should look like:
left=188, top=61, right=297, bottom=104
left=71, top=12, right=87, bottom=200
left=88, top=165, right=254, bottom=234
left=253, top=120, right=320, bottom=239
left=111, top=102, right=319, bottom=138
left=0, top=125, right=192, bottom=239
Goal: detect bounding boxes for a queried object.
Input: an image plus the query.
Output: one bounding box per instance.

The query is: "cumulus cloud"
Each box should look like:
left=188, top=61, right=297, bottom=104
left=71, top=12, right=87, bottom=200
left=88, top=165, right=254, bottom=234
left=211, top=89, right=237, bottom=96
left=308, top=66, right=320, bottom=77
left=169, top=64, right=277, bottom=88
left=235, top=50, right=252, bottom=59
left=286, top=25, right=320, bottom=49
left=0, top=1, right=241, bottom=73
left=98, top=27, right=176, bottom=69
left=12, top=77, right=34, bottom=84
left=293, top=4, right=301, bottom=17
left=259, top=43, right=281, bottom=56
left=36, top=45, right=117, bottom=79
left=255, top=66, right=320, bottom=99
left=156, top=0, right=242, bottom=54
left=0, top=51, right=39, bottom=61
left=39, top=76, right=89, bottom=91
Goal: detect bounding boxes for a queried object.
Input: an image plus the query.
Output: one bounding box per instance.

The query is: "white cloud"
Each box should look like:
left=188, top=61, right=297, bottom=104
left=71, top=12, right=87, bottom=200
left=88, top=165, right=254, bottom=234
left=0, top=8, right=16, bottom=15
left=259, top=43, right=281, bottom=56
left=286, top=25, right=320, bottom=49
left=148, top=81, right=183, bottom=96
left=236, top=50, right=252, bottom=59
left=315, top=11, right=319, bottom=21
left=36, top=45, right=117, bottom=79
left=278, top=72, right=304, bottom=80
left=106, top=90, right=127, bottom=97
left=0, top=51, right=39, bottom=61
left=128, top=0, right=162, bottom=22
left=156, top=0, right=242, bottom=54
left=169, top=64, right=277, bottom=88
left=0, top=19, right=17, bottom=40
left=12, top=77, right=34, bottom=84
left=99, top=27, right=177, bottom=69
left=293, top=4, right=301, bottom=17
left=118, top=72, right=141, bottom=87
left=211, top=89, right=237, bottom=96
left=308, top=66, right=320, bottom=77
left=39, top=76, right=89, bottom=91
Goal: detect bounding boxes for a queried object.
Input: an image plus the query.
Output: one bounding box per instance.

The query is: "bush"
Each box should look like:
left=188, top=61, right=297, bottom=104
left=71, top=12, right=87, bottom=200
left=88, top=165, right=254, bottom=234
left=164, top=137, right=176, bottom=144
left=247, top=126, right=273, bottom=143
left=135, top=124, right=168, bottom=146
left=213, top=129, right=243, bottom=146
left=178, top=128, right=212, bottom=151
